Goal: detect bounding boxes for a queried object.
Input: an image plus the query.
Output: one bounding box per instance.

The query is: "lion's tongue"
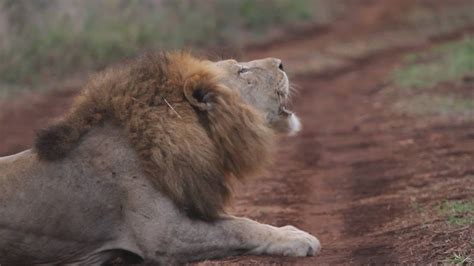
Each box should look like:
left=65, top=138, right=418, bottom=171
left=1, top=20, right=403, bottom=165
left=279, top=106, right=293, bottom=116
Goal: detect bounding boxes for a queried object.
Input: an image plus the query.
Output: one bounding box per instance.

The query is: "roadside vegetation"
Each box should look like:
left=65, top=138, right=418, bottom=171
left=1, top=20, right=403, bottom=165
left=392, top=35, right=474, bottom=119
left=394, top=36, right=474, bottom=89
left=0, top=0, right=342, bottom=96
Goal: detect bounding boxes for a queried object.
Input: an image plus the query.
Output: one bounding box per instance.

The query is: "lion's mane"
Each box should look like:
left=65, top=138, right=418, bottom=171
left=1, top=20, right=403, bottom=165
left=34, top=52, right=273, bottom=221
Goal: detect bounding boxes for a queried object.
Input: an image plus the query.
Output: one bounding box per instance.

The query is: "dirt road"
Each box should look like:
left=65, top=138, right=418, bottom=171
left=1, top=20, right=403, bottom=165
left=219, top=50, right=473, bottom=264
left=206, top=2, right=474, bottom=264
left=1, top=2, right=473, bottom=264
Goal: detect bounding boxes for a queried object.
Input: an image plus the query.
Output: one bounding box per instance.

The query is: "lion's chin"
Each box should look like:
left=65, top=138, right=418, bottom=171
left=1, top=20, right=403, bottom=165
left=287, top=113, right=302, bottom=136
left=278, top=105, right=301, bottom=136
left=269, top=111, right=302, bottom=136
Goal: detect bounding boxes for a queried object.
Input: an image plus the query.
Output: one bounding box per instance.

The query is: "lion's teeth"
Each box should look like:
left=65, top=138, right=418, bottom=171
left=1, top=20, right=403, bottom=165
left=279, top=106, right=293, bottom=115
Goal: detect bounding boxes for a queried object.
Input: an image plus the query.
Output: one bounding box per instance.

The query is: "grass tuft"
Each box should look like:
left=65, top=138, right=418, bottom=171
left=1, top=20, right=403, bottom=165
left=443, top=252, right=473, bottom=265
left=438, top=200, right=474, bottom=227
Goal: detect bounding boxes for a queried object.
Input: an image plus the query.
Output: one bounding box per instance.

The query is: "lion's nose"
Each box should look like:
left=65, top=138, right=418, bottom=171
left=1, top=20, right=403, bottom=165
left=270, top=58, right=283, bottom=71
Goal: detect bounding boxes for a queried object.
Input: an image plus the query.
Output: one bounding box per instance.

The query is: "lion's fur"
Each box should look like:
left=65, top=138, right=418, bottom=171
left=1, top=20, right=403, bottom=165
left=34, top=52, right=274, bottom=221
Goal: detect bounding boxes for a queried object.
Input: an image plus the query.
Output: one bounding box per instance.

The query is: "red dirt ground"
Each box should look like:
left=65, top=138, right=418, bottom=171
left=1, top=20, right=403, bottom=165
left=1, top=1, right=473, bottom=264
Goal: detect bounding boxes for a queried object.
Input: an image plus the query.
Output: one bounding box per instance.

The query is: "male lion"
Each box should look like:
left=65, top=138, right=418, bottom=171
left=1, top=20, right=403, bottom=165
left=0, top=53, right=319, bottom=264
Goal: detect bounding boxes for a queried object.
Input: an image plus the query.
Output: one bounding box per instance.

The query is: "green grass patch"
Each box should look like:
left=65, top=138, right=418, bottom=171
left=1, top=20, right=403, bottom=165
left=393, top=35, right=474, bottom=89
left=438, top=199, right=474, bottom=226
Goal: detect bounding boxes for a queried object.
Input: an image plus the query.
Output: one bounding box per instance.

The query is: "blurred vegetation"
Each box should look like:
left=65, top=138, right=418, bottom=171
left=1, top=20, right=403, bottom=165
left=393, top=36, right=474, bottom=89
left=0, top=0, right=340, bottom=91
left=392, top=35, right=474, bottom=118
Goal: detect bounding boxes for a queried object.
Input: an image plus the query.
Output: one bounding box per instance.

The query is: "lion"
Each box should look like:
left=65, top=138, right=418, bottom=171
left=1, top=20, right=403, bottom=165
left=0, top=52, right=319, bottom=264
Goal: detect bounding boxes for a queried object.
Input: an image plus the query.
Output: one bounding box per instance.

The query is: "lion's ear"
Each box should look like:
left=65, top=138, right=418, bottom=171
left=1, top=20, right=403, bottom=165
left=183, top=74, right=217, bottom=111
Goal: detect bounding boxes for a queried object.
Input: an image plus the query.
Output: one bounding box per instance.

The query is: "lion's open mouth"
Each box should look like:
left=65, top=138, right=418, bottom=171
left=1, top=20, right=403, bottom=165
left=279, top=105, right=293, bottom=117
left=277, top=87, right=292, bottom=117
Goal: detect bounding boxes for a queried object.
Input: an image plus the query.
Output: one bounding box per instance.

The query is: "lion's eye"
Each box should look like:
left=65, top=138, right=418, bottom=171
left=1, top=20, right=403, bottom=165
left=238, top=67, right=250, bottom=74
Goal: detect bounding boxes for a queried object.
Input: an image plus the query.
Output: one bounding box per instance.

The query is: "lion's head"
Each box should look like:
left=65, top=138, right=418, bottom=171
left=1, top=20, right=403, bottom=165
left=214, top=58, right=301, bottom=136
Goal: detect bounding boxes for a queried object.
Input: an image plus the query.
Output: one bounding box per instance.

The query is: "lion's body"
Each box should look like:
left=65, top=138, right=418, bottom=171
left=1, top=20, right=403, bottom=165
left=0, top=125, right=139, bottom=263
left=1, top=123, right=228, bottom=263
left=0, top=54, right=319, bottom=264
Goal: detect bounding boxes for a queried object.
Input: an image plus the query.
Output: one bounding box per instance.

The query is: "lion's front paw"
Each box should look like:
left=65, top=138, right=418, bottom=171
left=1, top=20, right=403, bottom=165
left=265, top=225, right=321, bottom=257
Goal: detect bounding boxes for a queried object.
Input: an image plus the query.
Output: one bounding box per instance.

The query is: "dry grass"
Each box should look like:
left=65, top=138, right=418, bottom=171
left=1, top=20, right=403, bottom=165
left=0, top=0, right=342, bottom=94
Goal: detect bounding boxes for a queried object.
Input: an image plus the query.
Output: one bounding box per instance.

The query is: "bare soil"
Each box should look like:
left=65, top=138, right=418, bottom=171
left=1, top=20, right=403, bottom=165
left=1, top=1, right=473, bottom=264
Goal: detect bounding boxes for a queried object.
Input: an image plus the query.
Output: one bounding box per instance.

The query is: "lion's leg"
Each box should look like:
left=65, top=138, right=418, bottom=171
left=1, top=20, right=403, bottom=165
left=207, top=216, right=320, bottom=258
left=142, top=215, right=320, bottom=263
left=126, top=180, right=320, bottom=263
